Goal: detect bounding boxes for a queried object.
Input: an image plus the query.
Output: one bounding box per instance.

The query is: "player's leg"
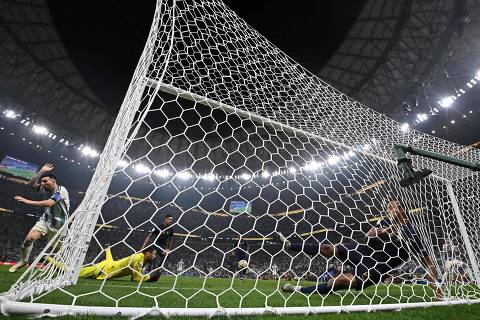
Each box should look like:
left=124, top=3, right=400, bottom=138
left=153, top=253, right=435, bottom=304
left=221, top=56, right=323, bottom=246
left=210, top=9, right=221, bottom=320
left=239, top=267, right=246, bottom=280
left=9, top=222, right=45, bottom=272
left=83, top=248, right=114, bottom=279
left=283, top=273, right=357, bottom=294
left=104, top=247, right=113, bottom=262
left=442, top=260, right=451, bottom=284
left=46, top=256, right=66, bottom=271
left=46, top=224, right=65, bottom=252
left=80, top=260, right=109, bottom=279
left=21, top=229, right=43, bottom=262
left=462, top=264, right=476, bottom=284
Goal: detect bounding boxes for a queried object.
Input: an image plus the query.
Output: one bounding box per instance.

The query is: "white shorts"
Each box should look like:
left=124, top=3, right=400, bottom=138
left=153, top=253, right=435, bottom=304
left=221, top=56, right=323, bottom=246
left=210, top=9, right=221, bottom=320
left=32, top=219, right=59, bottom=240
left=444, top=259, right=465, bottom=271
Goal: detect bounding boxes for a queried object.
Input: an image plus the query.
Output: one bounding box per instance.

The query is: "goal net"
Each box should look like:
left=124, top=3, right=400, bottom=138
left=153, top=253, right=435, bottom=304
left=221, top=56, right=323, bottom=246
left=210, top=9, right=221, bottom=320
left=1, top=0, right=480, bottom=317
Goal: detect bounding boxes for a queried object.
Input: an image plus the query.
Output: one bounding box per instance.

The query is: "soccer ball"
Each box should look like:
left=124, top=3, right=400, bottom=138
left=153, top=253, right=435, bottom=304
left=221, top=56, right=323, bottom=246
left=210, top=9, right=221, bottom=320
left=238, top=260, right=248, bottom=269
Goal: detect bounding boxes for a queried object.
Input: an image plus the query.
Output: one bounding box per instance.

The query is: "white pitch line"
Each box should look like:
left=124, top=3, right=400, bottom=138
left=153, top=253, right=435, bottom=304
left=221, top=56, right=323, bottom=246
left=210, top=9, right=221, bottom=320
left=75, top=283, right=277, bottom=292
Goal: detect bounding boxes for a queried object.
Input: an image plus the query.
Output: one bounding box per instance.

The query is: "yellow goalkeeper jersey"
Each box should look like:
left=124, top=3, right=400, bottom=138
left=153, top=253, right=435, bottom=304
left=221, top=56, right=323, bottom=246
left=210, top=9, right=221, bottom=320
left=79, top=250, right=150, bottom=282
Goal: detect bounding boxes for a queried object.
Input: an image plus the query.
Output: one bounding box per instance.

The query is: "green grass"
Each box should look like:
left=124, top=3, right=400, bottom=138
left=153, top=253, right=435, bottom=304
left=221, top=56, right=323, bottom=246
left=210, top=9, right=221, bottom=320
left=1, top=265, right=480, bottom=319
left=0, top=167, right=33, bottom=180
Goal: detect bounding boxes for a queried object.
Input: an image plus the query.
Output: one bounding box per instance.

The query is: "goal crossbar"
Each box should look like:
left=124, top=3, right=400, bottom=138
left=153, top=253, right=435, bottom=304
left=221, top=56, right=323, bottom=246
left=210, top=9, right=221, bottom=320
left=146, top=78, right=449, bottom=182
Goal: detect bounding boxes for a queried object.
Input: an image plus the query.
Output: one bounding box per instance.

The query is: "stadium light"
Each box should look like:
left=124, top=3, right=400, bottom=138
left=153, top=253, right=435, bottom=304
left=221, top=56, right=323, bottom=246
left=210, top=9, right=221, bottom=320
left=327, top=155, right=341, bottom=165
left=117, top=160, right=129, bottom=168
left=439, top=96, right=454, bottom=108
left=32, top=125, right=47, bottom=135
left=241, top=173, right=251, bottom=180
left=81, top=146, right=99, bottom=157
left=400, top=123, right=410, bottom=132
left=4, top=110, right=17, bottom=118
left=177, top=171, right=192, bottom=179
left=154, top=168, right=170, bottom=177
left=261, top=171, right=270, bottom=178
left=288, top=167, right=297, bottom=173
left=416, top=114, right=428, bottom=122
left=362, top=144, right=371, bottom=151
left=134, top=163, right=151, bottom=174
left=348, top=150, right=356, bottom=157
left=304, top=161, right=320, bottom=171
left=201, top=173, right=215, bottom=181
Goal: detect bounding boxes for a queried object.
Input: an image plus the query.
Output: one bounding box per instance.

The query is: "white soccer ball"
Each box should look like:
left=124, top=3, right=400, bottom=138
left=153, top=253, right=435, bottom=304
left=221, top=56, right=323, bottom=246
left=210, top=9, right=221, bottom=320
left=238, top=260, right=248, bottom=269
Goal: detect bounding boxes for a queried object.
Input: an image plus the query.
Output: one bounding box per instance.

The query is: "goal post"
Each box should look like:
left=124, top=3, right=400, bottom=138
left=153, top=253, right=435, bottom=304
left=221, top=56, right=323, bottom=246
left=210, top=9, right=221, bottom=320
left=2, top=0, right=480, bottom=317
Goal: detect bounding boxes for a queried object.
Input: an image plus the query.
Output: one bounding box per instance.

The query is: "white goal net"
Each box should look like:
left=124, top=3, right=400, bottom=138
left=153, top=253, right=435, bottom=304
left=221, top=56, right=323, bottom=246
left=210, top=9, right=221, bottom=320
left=1, top=0, right=480, bottom=317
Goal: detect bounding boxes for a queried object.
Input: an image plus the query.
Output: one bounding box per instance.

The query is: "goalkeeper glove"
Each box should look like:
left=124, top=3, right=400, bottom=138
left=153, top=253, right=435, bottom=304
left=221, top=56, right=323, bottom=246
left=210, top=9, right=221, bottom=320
left=149, top=271, right=160, bottom=282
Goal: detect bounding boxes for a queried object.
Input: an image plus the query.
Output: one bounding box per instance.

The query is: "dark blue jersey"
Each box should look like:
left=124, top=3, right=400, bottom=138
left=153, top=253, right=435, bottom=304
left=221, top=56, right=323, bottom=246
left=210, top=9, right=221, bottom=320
left=150, top=225, right=174, bottom=249
left=377, top=217, right=428, bottom=258
left=332, top=218, right=429, bottom=291
left=234, top=240, right=249, bottom=260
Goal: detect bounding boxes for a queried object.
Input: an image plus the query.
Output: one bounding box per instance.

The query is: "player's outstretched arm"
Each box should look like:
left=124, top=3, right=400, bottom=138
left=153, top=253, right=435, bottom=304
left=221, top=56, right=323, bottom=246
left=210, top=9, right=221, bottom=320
left=141, top=234, right=152, bottom=250
left=14, top=196, right=55, bottom=207
left=28, top=163, right=54, bottom=189
left=366, top=226, right=392, bottom=237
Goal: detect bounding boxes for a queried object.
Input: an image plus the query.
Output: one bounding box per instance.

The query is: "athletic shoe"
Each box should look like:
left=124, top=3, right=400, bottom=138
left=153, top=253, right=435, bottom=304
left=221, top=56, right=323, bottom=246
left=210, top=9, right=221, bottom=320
left=275, top=232, right=291, bottom=251
left=8, top=261, right=28, bottom=273
left=282, top=283, right=302, bottom=293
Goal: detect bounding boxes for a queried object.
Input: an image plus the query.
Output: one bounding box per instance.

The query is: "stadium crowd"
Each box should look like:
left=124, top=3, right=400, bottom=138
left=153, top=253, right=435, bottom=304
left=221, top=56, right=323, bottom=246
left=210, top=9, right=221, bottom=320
left=0, top=176, right=325, bottom=280
left=1, top=174, right=468, bottom=286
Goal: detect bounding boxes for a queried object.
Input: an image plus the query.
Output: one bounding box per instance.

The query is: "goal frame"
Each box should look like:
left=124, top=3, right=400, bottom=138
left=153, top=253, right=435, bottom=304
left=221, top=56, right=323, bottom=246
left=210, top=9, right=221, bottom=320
left=2, top=0, right=480, bottom=316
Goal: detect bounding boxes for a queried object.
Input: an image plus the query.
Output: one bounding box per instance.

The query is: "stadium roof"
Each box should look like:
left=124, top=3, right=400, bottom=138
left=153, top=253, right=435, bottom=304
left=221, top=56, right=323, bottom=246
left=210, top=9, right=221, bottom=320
left=319, top=0, right=480, bottom=119
left=1, top=0, right=478, bottom=150
left=0, top=0, right=114, bottom=147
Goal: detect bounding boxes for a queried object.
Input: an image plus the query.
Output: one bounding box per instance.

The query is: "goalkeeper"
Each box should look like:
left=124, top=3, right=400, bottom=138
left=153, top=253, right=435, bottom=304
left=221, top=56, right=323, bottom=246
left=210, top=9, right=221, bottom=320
left=48, top=246, right=160, bottom=282
left=280, top=200, right=440, bottom=297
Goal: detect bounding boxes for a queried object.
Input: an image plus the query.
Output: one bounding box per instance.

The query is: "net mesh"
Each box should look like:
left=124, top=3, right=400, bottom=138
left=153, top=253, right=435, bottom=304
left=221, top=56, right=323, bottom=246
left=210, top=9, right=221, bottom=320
left=2, top=0, right=480, bottom=316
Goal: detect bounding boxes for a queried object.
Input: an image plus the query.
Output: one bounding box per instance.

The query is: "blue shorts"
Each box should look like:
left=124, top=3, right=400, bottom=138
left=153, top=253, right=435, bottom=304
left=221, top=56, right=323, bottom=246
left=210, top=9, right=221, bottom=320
left=236, top=252, right=248, bottom=262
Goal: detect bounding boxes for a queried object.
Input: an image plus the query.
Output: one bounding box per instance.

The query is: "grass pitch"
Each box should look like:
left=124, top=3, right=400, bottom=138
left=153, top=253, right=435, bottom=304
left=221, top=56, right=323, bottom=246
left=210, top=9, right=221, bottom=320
left=1, top=265, right=480, bottom=319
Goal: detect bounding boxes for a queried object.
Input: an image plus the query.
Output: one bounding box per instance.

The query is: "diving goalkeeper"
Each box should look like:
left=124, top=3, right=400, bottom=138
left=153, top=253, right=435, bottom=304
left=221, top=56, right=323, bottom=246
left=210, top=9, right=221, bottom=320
left=48, top=246, right=160, bottom=282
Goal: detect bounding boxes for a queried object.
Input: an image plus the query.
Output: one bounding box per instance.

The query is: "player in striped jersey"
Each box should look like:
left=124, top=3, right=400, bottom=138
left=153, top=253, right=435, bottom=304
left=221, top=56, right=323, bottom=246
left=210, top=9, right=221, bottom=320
left=9, top=163, right=70, bottom=273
